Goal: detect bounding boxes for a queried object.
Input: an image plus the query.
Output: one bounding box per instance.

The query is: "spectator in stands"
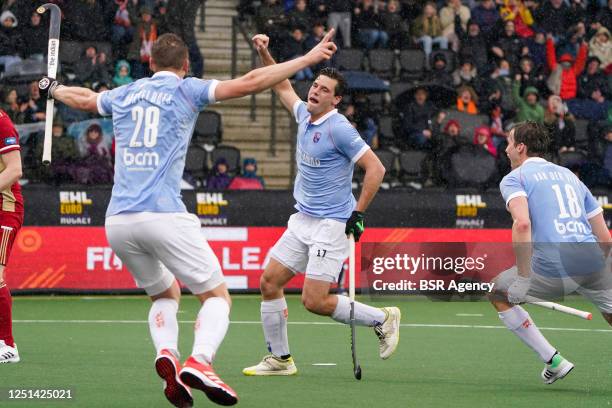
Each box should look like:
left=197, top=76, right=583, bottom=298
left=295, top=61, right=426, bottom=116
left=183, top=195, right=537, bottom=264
left=75, top=45, right=112, bottom=87
left=113, top=59, right=134, bottom=87
left=34, top=117, right=79, bottom=184
left=155, top=0, right=171, bottom=35
left=354, top=0, right=388, bottom=50
left=578, top=56, right=610, bottom=99
left=432, top=116, right=465, bottom=155
left=499, top=0, right=534, bottom=38
left=256, top=0, right=287, bottom=58
left=545, top=95, right=577, bottom=153
left=412, top=2, right=448, bottom=60
left=534, top=0, right=572, bottom=39
left=567, top=86, right=611, bottom=121
left=516, top=56, right=545, bottom=96
left=64, top=0, right=113, bottom=42
left=452, top=59, right=479, bottom=88
left=596, top=0, right=612, bottom=33
left=23, top=80, right=45, bottom=124
left=166, top=0, right=204, bottom=77
left=488, top=103, right=508, bottom=146
left=556, top=22, right=587, bottom=59
left=440, top=0, right=470, bottom=51
left=75, top=123, right=114, bottom=184
left=241, top=158, right=265, bottom=188
left=345, top=97, right=379, bottom=148
left=580, top=126, right=612, bottom=187
left=0, top=87, right=24, bottom=124
left=289, top=0, right=312, bottom=30
left=0, top=10, right=22, bottom=72
left=207, top=158, right=233, bottom=190
left=512, top=75, right=544, bottom=123
left=473, top=125, right=497, bottom=156
left=425, top=52, right=453, bottom=85
left=456, top=85, right=479, bottom=114
left=546, top=33, right=588, bottom=100
left=327, top=0, right=353, bottom=48
left=588, top=26, right=612, bottom=70
left=470, top=0, right=500, bottom=41
left=455, top=18, right=489, bottom=74
left=281, top=27, right=314, bottom=80
left=128, top=6, right=157, bottom=79
left=400, top=86, right=438, bottom=149
left=526, top=29, right=547, bottom=71
left=491, top=20, right=524, bottom=70
left=381, top=0, right=411, bottom=50
left=483, top=59, right=515, bottom=112
left=22, top=10, right=47, bottom=60
left=111, top=0, right=136, bottom=50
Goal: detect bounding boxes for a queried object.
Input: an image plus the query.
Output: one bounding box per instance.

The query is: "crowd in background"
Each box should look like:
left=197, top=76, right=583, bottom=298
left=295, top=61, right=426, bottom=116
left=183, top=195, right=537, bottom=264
left=239, top=0, right=612, bottom=189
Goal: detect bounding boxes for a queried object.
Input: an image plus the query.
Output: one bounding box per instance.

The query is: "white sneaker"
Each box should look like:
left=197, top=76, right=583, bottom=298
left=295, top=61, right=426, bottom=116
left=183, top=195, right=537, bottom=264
left=541, top=354, right=574, bottom=384
left=374, top=307, right=401, bottom=359
left=242, top=355, right=297, bottom=376
left=0, top=341, right=19, bottom=364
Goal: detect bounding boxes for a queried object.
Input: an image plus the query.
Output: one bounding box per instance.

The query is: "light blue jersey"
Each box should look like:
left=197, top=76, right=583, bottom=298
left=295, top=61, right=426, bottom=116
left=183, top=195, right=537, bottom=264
left=500, top=157, right=604, bottom=276
left=292, top=101, right=369, bottom=221
left=97, top=71, right=218, bottom=216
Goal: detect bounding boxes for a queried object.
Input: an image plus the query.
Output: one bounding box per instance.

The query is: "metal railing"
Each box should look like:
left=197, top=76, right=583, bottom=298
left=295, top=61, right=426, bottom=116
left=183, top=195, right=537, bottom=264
left=199, top=0, right=207, bottom=32
left=231, top=16, right=257, bottom=122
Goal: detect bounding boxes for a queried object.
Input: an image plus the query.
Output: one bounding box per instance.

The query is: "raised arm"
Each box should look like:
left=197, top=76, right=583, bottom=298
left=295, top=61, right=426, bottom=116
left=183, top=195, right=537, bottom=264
left=38, top=78, right=100, bottom=113
left=252, top=34, right=300, bottom=113
left=214, top=29, right=336, bottom=102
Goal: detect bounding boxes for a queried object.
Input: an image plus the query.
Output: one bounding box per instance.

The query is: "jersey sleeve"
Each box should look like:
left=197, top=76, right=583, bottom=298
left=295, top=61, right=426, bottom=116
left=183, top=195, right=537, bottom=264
left=0, top=114, right=20, bottom=155
left=332, top=119, right=370, bottom=163
left=292, top=100, right=309, bottom=123
left=500, top=170, right=527, bottom=208
left=97, top=85, right=128, bottom=117
left=582, top=182, right=603, bottom=219
left=182, top=78, right=219, bottom=111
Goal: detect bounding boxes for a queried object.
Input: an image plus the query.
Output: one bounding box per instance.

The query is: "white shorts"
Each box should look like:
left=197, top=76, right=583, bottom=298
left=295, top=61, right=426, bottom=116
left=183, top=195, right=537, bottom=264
left=495, top=266, right=612, bottom=313
left=269, top=212, right=348, bottom=283
left=105, top=212, right=224, bottom=296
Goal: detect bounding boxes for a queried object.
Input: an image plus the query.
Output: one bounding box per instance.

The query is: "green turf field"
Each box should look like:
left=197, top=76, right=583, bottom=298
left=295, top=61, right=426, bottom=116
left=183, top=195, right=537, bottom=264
left=2, top=295, right=611, bottom=407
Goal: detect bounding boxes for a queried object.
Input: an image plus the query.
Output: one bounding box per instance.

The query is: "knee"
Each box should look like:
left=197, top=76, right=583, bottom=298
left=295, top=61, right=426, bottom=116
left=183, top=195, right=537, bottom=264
left=260, top=273, right=280, bottom=297
left=301, top=293, right=323, bottom=314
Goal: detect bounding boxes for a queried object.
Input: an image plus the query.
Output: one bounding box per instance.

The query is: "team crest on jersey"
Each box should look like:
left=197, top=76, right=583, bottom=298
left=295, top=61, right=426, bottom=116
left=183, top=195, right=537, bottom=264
left=313, top=132, right=321, bottom=143
left=4, top=137, right=16, bottom=145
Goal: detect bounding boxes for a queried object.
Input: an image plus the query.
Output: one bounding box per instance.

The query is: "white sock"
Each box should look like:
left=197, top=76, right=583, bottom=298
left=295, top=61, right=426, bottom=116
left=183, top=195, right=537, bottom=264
left=192, top=297, right=230, bottom=364
left=148, top=298, right=179, bottom=356
left=261, top=298, right=290, bottom=357
left=331, top=295, right=386, bottom=327
left=498, top=305, right=556, bottom=362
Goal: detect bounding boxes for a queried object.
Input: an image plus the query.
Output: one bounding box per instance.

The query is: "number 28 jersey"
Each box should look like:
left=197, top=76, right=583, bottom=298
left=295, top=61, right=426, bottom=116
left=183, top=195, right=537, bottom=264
left=500, top=157, right=602, bottom=243
left=97, top=71, right=218, bottom=217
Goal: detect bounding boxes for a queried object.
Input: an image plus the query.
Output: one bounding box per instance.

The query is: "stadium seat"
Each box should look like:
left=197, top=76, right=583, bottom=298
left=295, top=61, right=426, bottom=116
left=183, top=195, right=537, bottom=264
left=558, top=150, right=587, bottom=169
left=399, top=150, right=426, bottom=182
left=184, top=144, right=208, bottom=185
left=573, top=119, right=589, bottom=149
left=2, top=59, right=47, bottom=84
left=368, top=49, right=396, bottom=80
left=441, top=110, right=488, bottom=140
left=293, top=80, right=311, bottom=100
left=193, top=110, right=223, bottom=146
left=429, top=50, right=456, bottom=73
left=59, top=41, right=82, bottom=66
left=375, top=149, right=397, bottom=179
left=446, top=145, right=497, bottom=188
left=399, top=49, right=425, bottom=81
left=334, top=48, right=364, bottom=71
left=211, top=145, right=241, bottom=175
left=389, top=81, right=413, bottom=102
left=378, top=115, right=396, bottom=147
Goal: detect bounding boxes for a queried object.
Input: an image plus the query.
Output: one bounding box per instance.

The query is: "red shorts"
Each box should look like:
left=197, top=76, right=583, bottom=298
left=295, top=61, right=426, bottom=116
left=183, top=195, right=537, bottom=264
left=0, top=211, right=23, bottom=266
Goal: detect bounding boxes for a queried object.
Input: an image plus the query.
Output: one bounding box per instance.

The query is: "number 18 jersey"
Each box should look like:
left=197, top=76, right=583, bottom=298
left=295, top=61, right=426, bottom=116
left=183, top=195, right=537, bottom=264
left=500, top=157, right=602, bottom=243
left=97, top=71, right=218, bottom=217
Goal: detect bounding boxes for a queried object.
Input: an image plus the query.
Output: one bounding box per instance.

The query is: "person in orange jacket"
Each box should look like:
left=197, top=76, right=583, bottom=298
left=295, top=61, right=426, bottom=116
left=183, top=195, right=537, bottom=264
left=546, top=33, right=588, bottom=100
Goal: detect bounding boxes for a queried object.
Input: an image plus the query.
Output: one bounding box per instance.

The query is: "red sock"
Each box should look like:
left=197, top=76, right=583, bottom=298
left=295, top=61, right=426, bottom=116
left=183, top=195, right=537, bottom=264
left=0, top=285, right=14, bottom=347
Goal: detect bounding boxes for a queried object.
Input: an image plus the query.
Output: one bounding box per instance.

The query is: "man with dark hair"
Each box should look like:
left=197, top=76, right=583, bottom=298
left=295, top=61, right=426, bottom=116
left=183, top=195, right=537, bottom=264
left=242, top=34, right=400, bottom=377
left=491, top=121, right=612, bottom=385
left=38, top=31, right=337, bottom=407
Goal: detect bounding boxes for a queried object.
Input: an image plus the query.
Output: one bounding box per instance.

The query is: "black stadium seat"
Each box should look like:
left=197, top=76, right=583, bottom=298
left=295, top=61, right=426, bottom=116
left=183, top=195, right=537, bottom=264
left=573, top=119, right=589, bottom=149
left=334, top=48, right=364, bottom=71
left=293, top=80, right=311, bottom=100
left=399, top=49, right=425, bottom=81
left=399, top=150, right=426, bottom=182
left=558, top=150, right=587, bottom=169
left=441, top=110, right=488, bottom=140
left=184, top=144, right=208, bottom=184
left=193, top=110, right=223, bottom=145
left=446, top=145, right=497, bottom=188
left=375, top=149, right=396, bottom=179
left=378, top=115, right=396, bottom=147
left=368, top=49, right=395, bottom=79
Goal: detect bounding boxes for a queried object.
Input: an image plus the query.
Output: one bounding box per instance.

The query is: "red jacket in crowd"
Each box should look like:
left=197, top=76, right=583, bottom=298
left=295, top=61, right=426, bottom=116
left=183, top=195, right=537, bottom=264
left=546, top=38, right=588, bottom=100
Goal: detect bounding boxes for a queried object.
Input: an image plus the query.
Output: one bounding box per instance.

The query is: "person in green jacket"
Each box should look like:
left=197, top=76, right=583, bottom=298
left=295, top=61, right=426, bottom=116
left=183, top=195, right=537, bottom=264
left=512, top=74, right=544, bottom=123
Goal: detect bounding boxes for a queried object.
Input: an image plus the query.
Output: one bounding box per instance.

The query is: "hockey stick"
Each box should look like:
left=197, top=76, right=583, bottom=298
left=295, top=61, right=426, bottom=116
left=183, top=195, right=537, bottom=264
left=349, top=234, right=362, bottom=380
left=525, top=295, right=593, bottom=320
left=38, top=3, right=61, bottom=165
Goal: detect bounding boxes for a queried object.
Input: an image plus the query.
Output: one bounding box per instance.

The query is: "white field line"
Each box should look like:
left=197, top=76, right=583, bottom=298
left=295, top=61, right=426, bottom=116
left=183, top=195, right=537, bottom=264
left=12, top=319, right=612, bottom=333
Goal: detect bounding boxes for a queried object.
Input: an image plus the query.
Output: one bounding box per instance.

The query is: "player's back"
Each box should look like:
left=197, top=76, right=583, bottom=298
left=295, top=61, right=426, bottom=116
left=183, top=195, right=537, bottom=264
left=98, top=71, right=217, bottom=216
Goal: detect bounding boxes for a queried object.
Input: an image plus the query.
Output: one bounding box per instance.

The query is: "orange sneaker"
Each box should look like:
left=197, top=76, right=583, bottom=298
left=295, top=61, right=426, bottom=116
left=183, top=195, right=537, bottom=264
left=155, top=349, right=193, bottom=408
left=179, top=356, right=238, bottom=406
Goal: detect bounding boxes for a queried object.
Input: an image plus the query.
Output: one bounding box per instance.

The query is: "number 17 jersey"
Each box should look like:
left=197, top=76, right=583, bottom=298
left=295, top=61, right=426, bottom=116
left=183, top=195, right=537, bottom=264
left=97, top=71, right=218, bottom=217
left=500, top=157, right=602, bottom=243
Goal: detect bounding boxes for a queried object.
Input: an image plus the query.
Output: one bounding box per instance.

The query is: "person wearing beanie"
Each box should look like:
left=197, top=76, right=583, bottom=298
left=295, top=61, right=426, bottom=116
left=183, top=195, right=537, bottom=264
left=207, top=158, right=233, bottom=190
left=546, top=33, right=588, bottom=100
left=113, top=60, right=134, bottom=87
left=0, top=10, right=22, bottom=71
left=473, top=125, right=497, bottom=157
left=512, top=74, right=544, bottom=123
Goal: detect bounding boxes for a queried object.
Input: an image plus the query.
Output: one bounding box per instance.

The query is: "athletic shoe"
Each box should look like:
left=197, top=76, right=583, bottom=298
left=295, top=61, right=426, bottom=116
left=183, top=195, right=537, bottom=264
left=541, top=354, right=574, bottom=384
left=374, top=307, right=401, bottom=359
left=155, top=349, right=193, bottom=408
left=180, top=356, right=238, bottom=406
left=0, top=341, right=19, bottom=364
left=242, top=354, right=298, bottom=376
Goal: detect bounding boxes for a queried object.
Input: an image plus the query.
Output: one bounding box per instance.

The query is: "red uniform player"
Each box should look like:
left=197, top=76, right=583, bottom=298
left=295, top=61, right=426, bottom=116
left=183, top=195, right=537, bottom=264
left=0, top=109, right=24, bottom=364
